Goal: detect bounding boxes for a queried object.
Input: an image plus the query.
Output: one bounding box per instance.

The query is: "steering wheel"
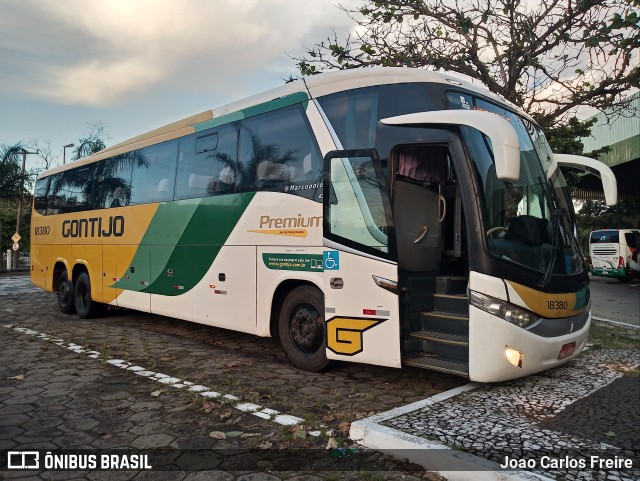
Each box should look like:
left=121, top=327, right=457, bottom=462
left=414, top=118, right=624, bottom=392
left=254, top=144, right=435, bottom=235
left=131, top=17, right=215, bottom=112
left=486, top=226, right=508, bottom=237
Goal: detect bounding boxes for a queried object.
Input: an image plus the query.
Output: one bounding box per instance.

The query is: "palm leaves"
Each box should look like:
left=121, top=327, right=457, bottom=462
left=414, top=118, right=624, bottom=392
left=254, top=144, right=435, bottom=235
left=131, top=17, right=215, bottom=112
left=0, top=143, right=30, bottom=202
left=208, top=131, right=297, bottom=194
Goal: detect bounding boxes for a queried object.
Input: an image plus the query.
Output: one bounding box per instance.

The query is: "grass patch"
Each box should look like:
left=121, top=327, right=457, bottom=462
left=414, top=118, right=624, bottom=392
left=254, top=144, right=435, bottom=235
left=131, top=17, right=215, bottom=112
left=588, top=322, right=640, bottom=350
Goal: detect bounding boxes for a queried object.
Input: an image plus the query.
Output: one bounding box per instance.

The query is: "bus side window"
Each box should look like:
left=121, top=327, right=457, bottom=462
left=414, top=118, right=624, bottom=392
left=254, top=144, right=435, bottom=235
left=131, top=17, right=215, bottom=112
left=49, top=165, right=96, bottom=213
left=176, top=125, right=239, bottom=199
left=239, top=104, right=322, bottom=200
left=130, top=139, right=178, bottom=204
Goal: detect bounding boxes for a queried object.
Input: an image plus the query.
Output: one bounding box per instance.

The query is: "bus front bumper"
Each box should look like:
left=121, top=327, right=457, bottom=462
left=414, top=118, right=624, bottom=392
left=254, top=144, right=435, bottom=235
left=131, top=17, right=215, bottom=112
left=468, top=306, right=591, bottom=383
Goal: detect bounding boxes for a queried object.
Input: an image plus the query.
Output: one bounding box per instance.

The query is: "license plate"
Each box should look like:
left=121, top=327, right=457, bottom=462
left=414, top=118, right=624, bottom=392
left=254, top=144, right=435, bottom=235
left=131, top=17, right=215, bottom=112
left=558, top=342, right=576, bottom=359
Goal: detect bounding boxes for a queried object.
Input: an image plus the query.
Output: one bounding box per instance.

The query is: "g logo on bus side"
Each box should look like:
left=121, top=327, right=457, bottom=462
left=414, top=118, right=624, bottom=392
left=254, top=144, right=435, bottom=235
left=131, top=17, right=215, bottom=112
left=326, top=317, right=385, bottom=356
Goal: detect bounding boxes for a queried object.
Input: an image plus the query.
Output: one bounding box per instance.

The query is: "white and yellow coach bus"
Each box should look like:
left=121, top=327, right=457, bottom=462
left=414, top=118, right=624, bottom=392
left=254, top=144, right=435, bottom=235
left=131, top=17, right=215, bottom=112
left=31, top=68, right=617, bottom=382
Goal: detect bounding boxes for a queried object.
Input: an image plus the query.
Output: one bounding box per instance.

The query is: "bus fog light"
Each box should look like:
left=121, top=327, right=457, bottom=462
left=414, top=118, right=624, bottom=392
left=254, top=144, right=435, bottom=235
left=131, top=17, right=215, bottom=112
left=505, top=347, right=523, bottom=368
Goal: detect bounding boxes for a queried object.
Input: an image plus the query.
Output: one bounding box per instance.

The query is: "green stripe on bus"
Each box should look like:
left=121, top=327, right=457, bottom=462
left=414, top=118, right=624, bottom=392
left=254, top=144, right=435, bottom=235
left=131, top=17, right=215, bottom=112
left=147, top=192, right=254, bottom=295
left=194, top=92, right=309, bottom=132
left=115, top=193, right=255, bottom=295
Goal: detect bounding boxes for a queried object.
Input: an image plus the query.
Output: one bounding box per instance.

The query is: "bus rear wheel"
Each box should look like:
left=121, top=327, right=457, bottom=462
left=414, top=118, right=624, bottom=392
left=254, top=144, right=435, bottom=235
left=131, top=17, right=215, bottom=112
left=74, top=272, right=104, bottom=319
left=57, top=271, right=76, bottom=314
left=278, top=285, right=329, bottom=372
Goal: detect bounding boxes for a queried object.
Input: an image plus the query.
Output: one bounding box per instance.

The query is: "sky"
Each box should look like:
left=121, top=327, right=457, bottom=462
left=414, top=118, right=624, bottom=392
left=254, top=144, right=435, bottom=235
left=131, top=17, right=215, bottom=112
left=0, top=0, right=361, bottom=171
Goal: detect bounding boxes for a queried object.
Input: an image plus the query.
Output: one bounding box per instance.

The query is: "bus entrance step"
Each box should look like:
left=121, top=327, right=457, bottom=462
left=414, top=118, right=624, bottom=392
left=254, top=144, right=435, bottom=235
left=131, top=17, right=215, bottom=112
left=409, top=330, right=468, bottom=346
left=433, top=293, right=468, bottom=315
left=436, top=276, right=468, bottom=295
left=403, top=354, right=469, bottom=377
left=420, top=311, right=468, bottom=335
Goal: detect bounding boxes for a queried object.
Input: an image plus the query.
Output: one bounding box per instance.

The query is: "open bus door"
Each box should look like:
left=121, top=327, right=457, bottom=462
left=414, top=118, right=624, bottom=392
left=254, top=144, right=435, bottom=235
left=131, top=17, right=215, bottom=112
left=322, top=150, right=402, bottom=368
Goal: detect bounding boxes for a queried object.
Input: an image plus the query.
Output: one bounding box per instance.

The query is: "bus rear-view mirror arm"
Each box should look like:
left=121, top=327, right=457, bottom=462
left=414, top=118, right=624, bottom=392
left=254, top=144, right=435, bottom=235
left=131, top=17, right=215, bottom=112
left=553, top=153, right=618, bottom=206
left=381, top=110, right=521, bottom=182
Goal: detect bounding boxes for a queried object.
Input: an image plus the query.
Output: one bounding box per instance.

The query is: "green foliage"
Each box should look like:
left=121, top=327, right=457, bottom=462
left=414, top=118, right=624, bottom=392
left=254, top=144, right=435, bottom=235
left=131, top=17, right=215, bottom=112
left=0, top=143, right=31, bottom=201
left=540, top=116, right=611, bottom=190
left=71, top=122, right=108, bottom=161
left=0, top=201, right=31, bottom=254
left=295, top=0, right=640, bottom=127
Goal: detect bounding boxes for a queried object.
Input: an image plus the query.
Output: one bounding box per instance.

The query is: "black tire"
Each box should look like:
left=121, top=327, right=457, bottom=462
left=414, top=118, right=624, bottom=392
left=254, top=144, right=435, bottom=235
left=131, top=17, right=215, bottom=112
left=57, top=270, right=76, bottom=314
left=74, top=272, right=104, bottom=319
left=278, top=285, right=330, bottom=372
left=617, top=266, right=632, bottom=282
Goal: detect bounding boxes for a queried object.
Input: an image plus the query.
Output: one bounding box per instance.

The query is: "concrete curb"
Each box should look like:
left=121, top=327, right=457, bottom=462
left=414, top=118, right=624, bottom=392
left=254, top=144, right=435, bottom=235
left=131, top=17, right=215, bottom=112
left=350, top=384, right=555, bottom=481
left=592, top=316, right=639, bottom=329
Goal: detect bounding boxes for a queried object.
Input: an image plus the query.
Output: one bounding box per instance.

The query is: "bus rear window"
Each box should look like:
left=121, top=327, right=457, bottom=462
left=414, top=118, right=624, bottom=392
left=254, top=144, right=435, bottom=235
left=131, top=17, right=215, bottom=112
left=590, top=231, right=619, bottom=243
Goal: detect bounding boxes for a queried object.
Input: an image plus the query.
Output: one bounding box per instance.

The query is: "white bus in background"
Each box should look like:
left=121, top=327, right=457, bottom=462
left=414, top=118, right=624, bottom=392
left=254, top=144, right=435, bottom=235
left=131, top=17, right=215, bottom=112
left=589, top=229, right=640, bottom=281
left=32, top=67, right=618, bottom=382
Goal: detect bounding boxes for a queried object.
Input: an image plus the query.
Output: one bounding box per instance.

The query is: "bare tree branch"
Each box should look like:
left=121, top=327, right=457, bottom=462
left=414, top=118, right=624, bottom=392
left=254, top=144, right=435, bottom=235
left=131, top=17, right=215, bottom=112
left=294, top=0, right=640, bottom=126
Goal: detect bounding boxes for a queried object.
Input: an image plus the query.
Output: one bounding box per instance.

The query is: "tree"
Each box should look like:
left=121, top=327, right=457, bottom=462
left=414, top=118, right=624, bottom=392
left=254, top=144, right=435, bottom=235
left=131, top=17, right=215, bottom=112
left=0, top=143, right=31, bottom=202
left=296, top=0, right=639, bottom=127
left=0, top=142, right=33, bottom=265
left=72, top=122, right=108, bottom=160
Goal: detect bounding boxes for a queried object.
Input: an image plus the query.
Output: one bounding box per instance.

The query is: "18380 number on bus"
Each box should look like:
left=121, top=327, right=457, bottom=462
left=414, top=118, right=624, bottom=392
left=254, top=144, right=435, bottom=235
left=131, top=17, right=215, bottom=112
left=547, top=300, right=568, bottom=310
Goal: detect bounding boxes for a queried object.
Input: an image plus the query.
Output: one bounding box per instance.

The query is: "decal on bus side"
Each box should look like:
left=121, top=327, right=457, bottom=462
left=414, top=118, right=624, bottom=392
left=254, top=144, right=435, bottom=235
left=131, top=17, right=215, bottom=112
left=248, top=214, right=322, bottom=238
left=262, top=253, right=323, bottom=271
left=62, top=216, right=125, bottom=238
left=326, top=317, right=385, bottom=356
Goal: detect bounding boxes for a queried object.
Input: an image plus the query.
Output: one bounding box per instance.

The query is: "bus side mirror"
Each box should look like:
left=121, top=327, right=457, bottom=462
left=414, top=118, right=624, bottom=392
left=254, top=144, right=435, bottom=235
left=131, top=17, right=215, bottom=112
left=381, top=110, right=521, bottom=182
left=552, top=153, right=618, bottom=206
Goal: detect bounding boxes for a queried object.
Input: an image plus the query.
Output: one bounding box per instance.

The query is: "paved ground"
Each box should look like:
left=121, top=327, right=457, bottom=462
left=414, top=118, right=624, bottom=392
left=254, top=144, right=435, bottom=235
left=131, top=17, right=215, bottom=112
left=352, top=345, right=640, bottom=481
left=588, top=275, right=640, bottom=326
left=0, top=274, right=459, bottom=480
left=1, top=274, right=639, bottom=481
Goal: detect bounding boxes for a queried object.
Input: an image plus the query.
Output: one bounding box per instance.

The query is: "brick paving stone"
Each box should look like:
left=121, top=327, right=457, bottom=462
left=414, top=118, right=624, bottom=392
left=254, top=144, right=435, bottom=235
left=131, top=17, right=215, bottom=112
left=128, top=421, right=172, bottom=436
left=1, top=279, right=459, bottom=479
left=543, top=373, right=640, bottom=451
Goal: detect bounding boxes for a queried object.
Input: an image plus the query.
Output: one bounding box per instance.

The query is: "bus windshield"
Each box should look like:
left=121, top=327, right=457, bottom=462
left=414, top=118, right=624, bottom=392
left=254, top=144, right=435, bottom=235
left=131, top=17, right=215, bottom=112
left=448, top=93, right=584, bottom=281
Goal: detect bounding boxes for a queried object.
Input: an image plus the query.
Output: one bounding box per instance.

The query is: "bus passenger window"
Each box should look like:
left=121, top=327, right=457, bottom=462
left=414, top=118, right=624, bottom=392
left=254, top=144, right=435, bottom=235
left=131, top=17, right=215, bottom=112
left=239, top=104, right=322, bottom=200
left=130, top=139, right=178, bottom=204
left=176, top=125, right=238, bottom=199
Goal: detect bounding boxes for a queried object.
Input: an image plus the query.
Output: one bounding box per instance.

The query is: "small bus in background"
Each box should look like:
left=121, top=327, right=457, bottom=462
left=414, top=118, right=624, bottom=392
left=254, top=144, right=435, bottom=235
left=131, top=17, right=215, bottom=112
left=589, top=229, right=640, bottom=281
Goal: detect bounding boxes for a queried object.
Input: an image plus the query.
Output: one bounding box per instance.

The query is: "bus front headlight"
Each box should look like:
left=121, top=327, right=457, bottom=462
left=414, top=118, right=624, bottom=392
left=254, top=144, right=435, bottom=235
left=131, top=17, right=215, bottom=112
left=470, top=291, right=539, bottom=329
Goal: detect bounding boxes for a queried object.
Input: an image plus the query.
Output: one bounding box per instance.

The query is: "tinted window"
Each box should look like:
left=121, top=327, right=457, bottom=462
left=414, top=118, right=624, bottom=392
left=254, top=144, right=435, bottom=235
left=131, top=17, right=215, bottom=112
left=34, top=177, right=50, bottom=214
left=625, top=232, right=640, bottom=249
left=129, top=140, right=179, bottom=204
left=239, top=104, right=323, bottom=200
left=591, top=231, right=619, bottom=243
left=176, top=124, right=239, bottom=199
left=94, top=149, right=149, bottom=209
left=318, top=84, right=433, bottom=150
left=48, top=164, right=97, bottom=213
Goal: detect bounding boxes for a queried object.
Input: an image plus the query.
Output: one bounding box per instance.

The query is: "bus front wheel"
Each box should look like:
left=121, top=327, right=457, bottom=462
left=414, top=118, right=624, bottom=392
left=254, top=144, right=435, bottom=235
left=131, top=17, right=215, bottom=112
left=74, top=272, right=103, bottom=319
left=278, top=286, right=330, bottom=372
left=57, top=271, right=76, bottom=314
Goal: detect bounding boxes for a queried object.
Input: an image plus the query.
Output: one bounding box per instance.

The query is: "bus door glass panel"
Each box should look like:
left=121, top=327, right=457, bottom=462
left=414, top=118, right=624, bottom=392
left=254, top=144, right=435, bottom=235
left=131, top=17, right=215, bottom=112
left=324, top=149, right=391, bottom=254
left=322, top=149, right=400, bottom=368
